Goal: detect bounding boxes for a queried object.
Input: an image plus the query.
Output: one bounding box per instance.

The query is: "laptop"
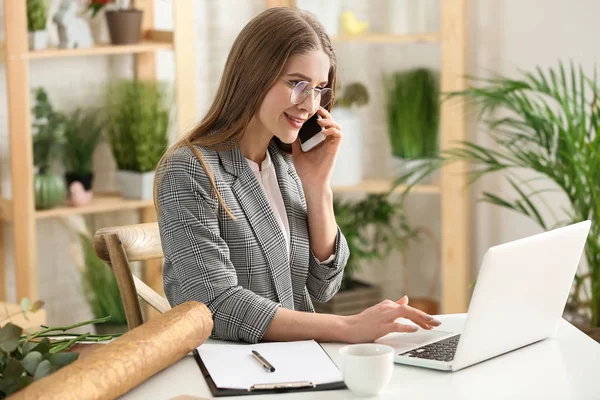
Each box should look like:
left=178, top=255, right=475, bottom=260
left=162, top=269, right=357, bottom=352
left=385, top=220, right=591, bottom=372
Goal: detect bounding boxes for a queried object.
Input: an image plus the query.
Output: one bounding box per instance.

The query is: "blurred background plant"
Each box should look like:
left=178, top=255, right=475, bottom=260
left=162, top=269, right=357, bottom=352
left=31, top=88, right=67, bottom=210
left=106, top=79, right=170, bottom=173
left=385, top=68, right=440, bottom=185
left=333, top=193, right=417, bottom=291
left=63, top=109, right=103, bottom=183
left=392, top=62, right=600, bottom=333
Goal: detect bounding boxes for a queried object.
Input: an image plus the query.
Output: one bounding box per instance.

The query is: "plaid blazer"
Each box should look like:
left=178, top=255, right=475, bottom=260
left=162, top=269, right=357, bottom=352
left=157, top=141, right=349, bottom=343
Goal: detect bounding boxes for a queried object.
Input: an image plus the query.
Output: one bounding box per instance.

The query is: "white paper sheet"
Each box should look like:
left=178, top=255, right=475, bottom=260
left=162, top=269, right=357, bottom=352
left=196, top=340, right=343, bottom=390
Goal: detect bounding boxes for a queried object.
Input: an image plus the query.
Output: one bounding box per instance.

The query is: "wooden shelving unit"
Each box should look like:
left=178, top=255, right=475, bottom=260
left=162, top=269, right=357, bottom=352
left=267, top=0, right=470, bottom=313
left=1, top=0, right=196, bottom=304
left=1, top=1, right=468, bottom=315
left=25, top=40, right=173, bottom=59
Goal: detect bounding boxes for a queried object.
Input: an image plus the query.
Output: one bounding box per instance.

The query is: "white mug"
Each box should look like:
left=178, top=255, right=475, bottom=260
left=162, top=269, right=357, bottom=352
left=338, top=344, right=394, bottom=397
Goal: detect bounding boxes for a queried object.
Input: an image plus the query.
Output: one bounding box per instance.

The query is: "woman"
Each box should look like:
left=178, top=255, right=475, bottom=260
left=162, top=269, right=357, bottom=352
left=155, top=7, right=441, bottom=344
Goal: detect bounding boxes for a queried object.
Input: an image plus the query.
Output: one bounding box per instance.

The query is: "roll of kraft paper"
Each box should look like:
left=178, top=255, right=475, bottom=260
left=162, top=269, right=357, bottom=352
left=13, top=301, right=213, bottom=400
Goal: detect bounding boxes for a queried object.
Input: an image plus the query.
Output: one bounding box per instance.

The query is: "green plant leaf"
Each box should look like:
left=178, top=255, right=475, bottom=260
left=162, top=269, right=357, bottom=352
left=20, top=298, right=31, bottom=317
left=23, top=351, right=42, bottom=375
left=18, top=375, right=34, bottom=390
left=31, top=338, right=51, bottom=355
left=0, top=323, right=23, bottom=353
left=33, top=359, right=51, bottom=381
left=21, top=342, right=37, bottom=357
left=48, top=352, right=78, bottom=368
left=30, top=300, right=45, bottom=313
left=3, top=358, right=24, bottom=380
left=0, top=377, right=20, bottom=397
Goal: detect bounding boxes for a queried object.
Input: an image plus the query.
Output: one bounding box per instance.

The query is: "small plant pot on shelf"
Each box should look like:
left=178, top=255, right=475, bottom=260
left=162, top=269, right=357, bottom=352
left=34, top=173, right=66, bottom=210
left=314, top=280, right=382, bottom=316
left=66, top=172, right=94, bottom=207
left=116, top=170, right=155, bottom=200
left=105, top=9, right=143, bottom=45
left=28, top=30, right=49, bottom=51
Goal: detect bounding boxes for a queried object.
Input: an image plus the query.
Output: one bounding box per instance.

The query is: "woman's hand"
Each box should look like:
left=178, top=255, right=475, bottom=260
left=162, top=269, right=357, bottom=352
left=292, top=107, right=342, bottom=195
left=342, top=296, right=442, bottom=344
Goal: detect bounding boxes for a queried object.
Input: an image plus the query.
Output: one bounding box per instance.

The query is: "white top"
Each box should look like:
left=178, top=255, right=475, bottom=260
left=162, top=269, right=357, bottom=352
left=122, top=315, right=600, bottom=400
left=244, top=151, right=335, bottom=264
left=245, top=151, right=291, bottom=256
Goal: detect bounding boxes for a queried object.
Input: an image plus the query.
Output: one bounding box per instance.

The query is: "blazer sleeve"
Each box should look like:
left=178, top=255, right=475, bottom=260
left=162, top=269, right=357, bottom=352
left=157, top=151, right=280, bottom=343
left=306, top=226, right=350, bottom=303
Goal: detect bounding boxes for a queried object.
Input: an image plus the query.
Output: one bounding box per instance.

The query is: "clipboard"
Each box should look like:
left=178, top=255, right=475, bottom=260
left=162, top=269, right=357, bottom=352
left=192, top=342, right=346, bottom=397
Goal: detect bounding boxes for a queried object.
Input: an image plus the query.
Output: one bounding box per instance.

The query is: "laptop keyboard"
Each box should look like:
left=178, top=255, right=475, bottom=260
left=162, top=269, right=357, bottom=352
left=399, top=334, right=461, bottom=363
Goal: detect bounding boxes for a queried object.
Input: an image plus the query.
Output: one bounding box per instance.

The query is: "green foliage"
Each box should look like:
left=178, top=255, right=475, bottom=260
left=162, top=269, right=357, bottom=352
left=0, top=299, right=119, bottom=397
left=385, top=68, right=440, bottom=159
left=63, top=109, right=103, bottom=176
left=78, top=233, right=127, bottom=325
left=333, top=194, right=417, bottom=290
left=335, top=82, right=369, bottom=108
left=32, top=88, right=67, bottom=174
left=393, top=62, right=600, bottom=327
left=106, top=80, right=171, bottom=173
left=26, top=0, right=47, bottom=32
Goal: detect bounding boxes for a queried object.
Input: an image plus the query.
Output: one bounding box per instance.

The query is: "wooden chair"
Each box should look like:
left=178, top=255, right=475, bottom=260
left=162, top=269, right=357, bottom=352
left=93, top=222, right=172, bottom=330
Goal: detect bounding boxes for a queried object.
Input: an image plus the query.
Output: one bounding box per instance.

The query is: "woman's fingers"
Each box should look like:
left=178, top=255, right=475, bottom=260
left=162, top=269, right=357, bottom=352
left=389, top=322, right=419, bottom=333
left=320, top=127, right=342, bottom=140
left=396, top=295, right=409, bottom=306
left=395, top=304, right=442, bottom=327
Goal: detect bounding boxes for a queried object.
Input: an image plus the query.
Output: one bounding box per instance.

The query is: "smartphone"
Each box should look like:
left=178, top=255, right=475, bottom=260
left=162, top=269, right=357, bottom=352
left=298, top=112, right=326, bottom=152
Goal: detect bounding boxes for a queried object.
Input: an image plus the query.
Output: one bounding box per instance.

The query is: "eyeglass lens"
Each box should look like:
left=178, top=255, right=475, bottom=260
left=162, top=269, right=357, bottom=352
left=291, top=81, right=333, bottom=107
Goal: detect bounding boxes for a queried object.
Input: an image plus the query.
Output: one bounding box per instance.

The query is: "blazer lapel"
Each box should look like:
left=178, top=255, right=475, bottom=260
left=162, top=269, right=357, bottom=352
left=269, top=143, right=312, bottom=310
left=218, top=145, right=294, bottom=309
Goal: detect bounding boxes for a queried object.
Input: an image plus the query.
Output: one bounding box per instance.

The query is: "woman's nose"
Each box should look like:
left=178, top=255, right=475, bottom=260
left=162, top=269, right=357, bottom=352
left=298, top=92, right=318, bottom=114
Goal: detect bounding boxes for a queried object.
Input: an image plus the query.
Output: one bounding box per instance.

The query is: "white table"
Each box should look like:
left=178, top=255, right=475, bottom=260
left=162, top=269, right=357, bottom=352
left=122, top=315, right=600, bottom=400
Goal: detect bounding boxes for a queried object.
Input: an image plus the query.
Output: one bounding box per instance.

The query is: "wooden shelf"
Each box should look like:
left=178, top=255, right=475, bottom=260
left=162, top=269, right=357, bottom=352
left=26, top=40, right=173, bottom=60
left=332, top=179, right=440, bottom=194
left=331, top=33, right=441, bottom=44
left=35, top=194, right=154, bottom=220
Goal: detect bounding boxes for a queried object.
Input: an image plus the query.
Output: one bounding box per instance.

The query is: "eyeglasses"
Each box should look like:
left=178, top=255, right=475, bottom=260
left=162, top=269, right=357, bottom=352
left=281, top=78, right=333, bottom=108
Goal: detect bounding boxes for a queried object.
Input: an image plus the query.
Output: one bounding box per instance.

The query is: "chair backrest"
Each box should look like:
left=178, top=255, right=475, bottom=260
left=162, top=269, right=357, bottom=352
left=93, top=222, right=172, bottom=330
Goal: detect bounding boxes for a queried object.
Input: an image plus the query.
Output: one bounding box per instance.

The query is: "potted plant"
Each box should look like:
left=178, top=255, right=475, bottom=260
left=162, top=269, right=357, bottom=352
left=63, top=109, right=103, bottom=207
left=393, top=62, right=600, bottom=342
left=330, top=82, right=369, bottom=187
left=106, top=79, right=170, bottom=200
left=87, top=0, right=143, bottom=45
left=313, top=194, right=417, bottom=315
left=384, top=68, right=440, bottom=184
left=26, top=0, right=49, bottom=51
left=31, top=88, right=67, bottom=210
left=0, top=298, right=119, bottom=397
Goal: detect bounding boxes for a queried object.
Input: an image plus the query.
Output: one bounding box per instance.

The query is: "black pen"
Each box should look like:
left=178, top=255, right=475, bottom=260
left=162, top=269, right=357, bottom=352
left=252, top=350, right=275, bottom=372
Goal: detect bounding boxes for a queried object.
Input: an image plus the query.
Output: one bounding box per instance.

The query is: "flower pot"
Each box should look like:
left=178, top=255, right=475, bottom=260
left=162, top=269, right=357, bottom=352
left=105, top=9, right=143, bottom=45
left=66, top=172, right=94, bottom=207
left=116, top=170, right=155, bottom=200
left=330, top=106, right=363, bottom=187
left=34, top=173, right=66, bottom=210
left=28, top=30, right=49, bottom=51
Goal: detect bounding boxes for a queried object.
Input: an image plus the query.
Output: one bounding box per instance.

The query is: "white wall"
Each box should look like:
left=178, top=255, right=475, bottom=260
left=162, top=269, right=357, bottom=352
left=1, top=0, right=596, bottom=324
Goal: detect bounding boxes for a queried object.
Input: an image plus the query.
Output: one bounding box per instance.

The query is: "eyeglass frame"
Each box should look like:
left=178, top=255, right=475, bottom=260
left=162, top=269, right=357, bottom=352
left=280, top=77, right=334, bottom=107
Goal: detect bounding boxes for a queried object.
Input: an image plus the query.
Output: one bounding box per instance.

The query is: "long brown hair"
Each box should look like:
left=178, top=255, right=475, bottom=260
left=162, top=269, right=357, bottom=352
left=154, top=7, right=338, bottom=219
